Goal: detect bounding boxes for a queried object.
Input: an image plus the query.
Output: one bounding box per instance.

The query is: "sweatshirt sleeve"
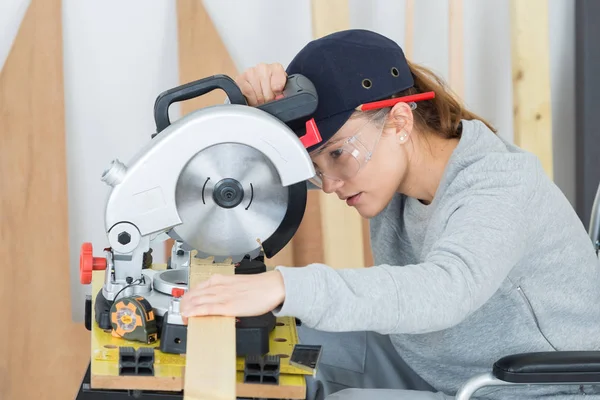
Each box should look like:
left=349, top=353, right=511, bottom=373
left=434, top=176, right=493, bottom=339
left=272, top=187, right=532, bottom=334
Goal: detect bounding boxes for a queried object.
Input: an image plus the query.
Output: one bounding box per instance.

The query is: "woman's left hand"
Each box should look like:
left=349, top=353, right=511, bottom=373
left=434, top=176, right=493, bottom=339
left=179, top=270, right=286, bottom=321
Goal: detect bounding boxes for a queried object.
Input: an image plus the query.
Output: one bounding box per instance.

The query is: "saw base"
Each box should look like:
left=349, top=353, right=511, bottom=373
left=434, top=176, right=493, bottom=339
left=159, top=312, right=276, bottom=356
left=91, top=255, right=277, bottom=357
left=86, top=268, right=309, bottom=399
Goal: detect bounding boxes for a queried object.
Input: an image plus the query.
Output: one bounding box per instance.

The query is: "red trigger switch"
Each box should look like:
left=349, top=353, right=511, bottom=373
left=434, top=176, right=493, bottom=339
left=300, top=118, right=322, bottom=148
left=172, top=288, right=185, bottom=298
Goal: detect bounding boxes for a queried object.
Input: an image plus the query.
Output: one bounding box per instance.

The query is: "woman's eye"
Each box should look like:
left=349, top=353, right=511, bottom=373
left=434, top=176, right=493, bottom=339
left=329, top=148, right=343, bottom=159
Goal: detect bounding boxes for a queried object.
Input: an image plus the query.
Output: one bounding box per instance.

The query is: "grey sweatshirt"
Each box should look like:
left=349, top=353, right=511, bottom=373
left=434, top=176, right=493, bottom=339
left=274, top=119, right=600, bottom=398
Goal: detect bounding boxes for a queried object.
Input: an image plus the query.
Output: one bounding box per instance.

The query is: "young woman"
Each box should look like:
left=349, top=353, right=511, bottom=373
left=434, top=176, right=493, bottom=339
left=180, top=29, right=600, bottom=399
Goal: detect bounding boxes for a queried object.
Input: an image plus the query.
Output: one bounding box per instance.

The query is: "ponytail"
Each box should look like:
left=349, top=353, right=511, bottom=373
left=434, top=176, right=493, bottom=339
left=355, top=61, right=497, bottom=138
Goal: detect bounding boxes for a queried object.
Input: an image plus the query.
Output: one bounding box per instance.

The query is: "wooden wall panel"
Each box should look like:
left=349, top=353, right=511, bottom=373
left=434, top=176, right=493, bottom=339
left=510, top=0, right=554, bottom=179
left=0, top=1, right=89, bottom=399
left=404, top=0, right=415, bottom=60
left=292, top=191, right=325, bottom=266
left=310, top=0, right=368, bottom=269
left=449, top=0, right=464, bottom=98
left=176, top=0, right=238, bottom=113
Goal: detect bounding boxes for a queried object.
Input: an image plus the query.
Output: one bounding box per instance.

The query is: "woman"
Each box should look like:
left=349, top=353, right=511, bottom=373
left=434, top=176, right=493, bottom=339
left=180, top=29, right=600, bottom=399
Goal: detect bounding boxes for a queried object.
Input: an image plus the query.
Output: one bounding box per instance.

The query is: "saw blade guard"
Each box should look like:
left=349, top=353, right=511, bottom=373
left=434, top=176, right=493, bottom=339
left=101, top=75, right=318, bottom=260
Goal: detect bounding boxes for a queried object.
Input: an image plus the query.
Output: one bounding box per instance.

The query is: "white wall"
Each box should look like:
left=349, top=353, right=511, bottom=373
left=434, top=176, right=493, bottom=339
left=63, top=0, right=576, bottom=321
left=63, top=0, right=179, bottom=320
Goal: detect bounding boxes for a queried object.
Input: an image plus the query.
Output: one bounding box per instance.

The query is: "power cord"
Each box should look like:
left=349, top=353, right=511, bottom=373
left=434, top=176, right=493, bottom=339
left=111, top=276, right=144, bottom=305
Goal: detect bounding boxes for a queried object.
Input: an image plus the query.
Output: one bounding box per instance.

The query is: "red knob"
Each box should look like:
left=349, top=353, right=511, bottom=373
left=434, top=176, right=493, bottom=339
left=172, top=288, right=185, bottom=298
left=80, top=242, right=107, bottom=284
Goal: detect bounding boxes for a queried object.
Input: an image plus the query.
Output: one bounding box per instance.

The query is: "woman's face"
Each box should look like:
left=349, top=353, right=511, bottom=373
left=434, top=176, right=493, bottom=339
left=310, top=105, right=414, bottom=219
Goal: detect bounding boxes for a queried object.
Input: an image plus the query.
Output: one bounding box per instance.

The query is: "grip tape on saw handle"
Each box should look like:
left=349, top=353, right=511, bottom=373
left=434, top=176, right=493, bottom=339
left=256, top=74, right=318, bottom=124
left=154, top=74, right=247, bottom=133
left=153, top=73, right=317, bottom=134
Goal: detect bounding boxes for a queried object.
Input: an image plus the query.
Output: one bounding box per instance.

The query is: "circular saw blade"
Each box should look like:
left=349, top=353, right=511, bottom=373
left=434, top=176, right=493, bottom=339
left=172, top=142, right=288, bottom=261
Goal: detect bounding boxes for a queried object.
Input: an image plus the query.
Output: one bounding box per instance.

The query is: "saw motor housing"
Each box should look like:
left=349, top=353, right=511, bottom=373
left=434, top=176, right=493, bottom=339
left=80, top=73, right=320, bottom=357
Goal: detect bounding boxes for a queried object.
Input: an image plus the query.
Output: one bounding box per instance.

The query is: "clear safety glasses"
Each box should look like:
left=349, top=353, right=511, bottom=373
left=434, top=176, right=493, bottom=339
left=308, top=109, right=388, bottom=188
left=293, top=91, right=436, bottom=188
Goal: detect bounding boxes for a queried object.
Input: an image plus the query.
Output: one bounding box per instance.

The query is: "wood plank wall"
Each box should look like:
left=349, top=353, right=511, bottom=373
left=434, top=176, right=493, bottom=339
left=309, top=0, right=369, bottom=270
left=510, top=0, right=554, bottom=179
left=0, top=1, right=90, bottom=399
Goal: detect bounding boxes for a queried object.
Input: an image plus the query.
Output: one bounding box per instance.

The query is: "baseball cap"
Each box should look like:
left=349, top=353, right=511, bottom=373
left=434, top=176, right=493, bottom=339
left=285, top=29, right=416, bottom=153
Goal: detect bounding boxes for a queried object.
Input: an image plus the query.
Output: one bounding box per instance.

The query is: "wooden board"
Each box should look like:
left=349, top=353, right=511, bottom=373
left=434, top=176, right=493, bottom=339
left=292, top=191, right=325, bottom=266
left=89, top=268, right=307, bottom=399
left=311, top=0, right=366, bottom=269
left=449, top=0, right=464, bottom=98
left=176, top=0, right=238, bottom=113
left=310, top=0, right=350, bottom=38
left=404, top=0, right=415, bottom=60
left=184, top=256, right=236, bottom=399
left=509, top=0, right=553, bottom=179
left=0, top=0, right=90, bottom=399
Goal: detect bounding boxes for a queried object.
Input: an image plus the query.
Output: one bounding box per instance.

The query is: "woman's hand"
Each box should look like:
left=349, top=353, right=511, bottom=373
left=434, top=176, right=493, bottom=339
left=234, top=62, right=287, bottom=106
left=179, top=270, right=286, bottom=321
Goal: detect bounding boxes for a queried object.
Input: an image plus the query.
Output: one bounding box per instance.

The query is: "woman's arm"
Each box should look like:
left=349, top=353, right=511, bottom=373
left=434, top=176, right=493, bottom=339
left=273, top=188, right=532, bottom=334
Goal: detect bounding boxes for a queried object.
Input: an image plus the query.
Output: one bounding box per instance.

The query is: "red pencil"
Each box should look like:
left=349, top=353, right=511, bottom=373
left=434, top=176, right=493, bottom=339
left=355, top=91, right=436, bottom=111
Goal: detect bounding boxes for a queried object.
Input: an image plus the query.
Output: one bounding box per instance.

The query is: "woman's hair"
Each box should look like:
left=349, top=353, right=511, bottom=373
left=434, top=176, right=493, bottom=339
left=354, top=61, right=497, bottom=138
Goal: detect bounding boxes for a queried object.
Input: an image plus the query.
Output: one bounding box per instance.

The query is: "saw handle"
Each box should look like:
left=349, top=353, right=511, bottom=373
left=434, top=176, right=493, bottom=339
left=153, top=74, right=247, bottom=133
left=256, top=74, right=318, bottom=124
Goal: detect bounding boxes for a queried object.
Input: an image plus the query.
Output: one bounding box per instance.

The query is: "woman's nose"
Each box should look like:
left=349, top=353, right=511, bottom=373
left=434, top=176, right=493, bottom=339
left=321, top=176, right=343, bottom=194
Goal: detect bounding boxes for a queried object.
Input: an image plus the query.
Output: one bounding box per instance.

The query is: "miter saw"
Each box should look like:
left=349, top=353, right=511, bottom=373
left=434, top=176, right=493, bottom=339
left=79, top=73, right=321, bottom=359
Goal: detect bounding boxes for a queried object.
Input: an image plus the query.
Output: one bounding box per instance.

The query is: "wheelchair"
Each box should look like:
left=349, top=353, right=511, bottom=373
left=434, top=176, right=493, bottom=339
left=455, top=182, right=600, bottom=399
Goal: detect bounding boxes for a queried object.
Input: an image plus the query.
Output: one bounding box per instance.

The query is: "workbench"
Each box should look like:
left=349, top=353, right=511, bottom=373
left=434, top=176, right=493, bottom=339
left=75, top=265, right=311, bottom=399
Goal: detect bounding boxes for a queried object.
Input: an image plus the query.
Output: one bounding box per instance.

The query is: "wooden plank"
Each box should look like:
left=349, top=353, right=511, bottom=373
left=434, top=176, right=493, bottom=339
left=319, top=194, right=366, bottom=269
left=292, top=192, right=325, bottom=266
left=404, top=0, right=415, bottom=59
left=0, top=0, right=90, bottom=399
left=310, top=0, right=349, bottom=38
left=575, top=0, right=600, bottom=226
left=184, top=256, right=236, bottom=399
left=311, top=0, right=365, bottom=269
left=448, top=0, right=464, bottom=98
left=177, top=0, right=238, bottom=114
left=362, top=218, right=373, bottom=267
left=509, top=0, right=553, bottom=179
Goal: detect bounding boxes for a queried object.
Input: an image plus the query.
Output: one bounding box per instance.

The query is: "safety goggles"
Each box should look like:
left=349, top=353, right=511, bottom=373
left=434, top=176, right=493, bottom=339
left=297, top=91, right=435, bottom=188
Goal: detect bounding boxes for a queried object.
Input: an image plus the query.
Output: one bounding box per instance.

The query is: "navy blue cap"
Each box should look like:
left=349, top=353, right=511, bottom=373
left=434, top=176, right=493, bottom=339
left=286, top=29, right=414, bottom=153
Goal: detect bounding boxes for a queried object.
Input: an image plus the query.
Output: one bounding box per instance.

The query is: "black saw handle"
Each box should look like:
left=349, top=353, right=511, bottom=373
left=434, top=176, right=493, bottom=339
left=153, top=73, right=318, bottom=135
left=256, top=73, right=318, bottom=124
left=154, top=74, right=247, bottom=133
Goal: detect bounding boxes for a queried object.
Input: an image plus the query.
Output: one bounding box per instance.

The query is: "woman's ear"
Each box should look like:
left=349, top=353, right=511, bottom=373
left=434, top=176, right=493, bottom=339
left=388, top=102, right=414, bottom=142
